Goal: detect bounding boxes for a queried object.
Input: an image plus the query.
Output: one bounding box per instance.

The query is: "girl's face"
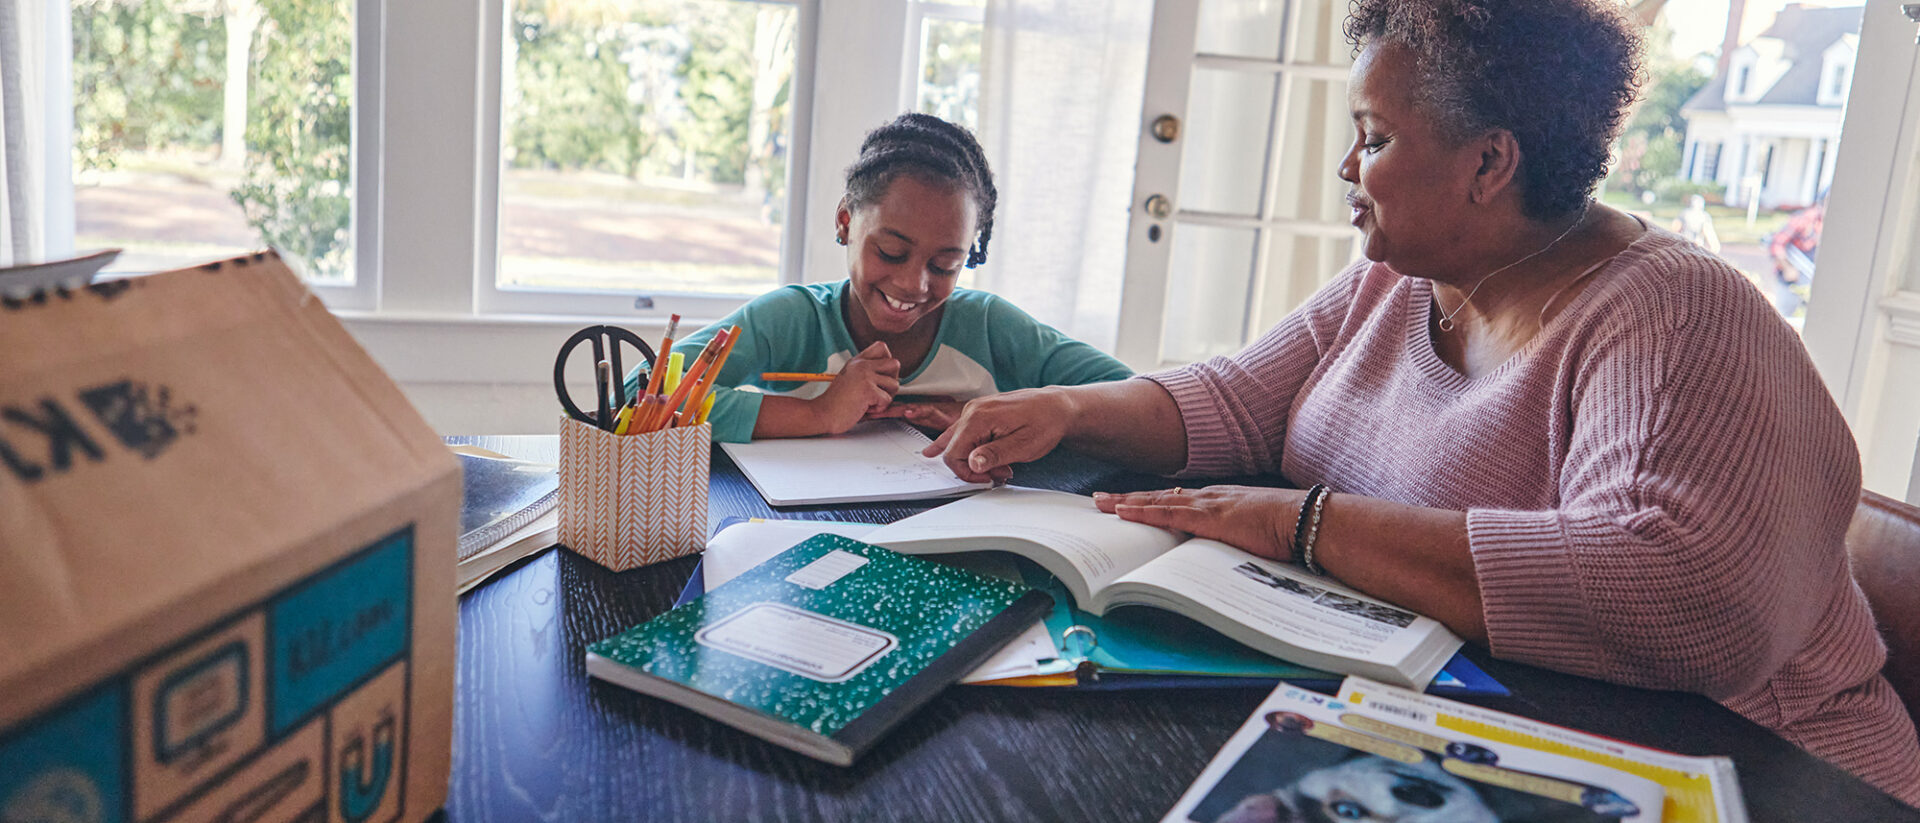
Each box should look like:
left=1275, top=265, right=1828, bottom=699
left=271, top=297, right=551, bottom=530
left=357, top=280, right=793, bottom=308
left=1338, top=42, right=1485, bottom=279
left=838, top=175, right=977, bottom=341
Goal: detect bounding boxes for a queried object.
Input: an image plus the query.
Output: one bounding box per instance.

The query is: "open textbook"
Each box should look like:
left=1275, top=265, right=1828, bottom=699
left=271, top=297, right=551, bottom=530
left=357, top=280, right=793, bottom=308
left=860, top=487, right=1464, bottom=689
left=1334, top=678, right=1747, bottom=823
left=696, top=518, right=1505, bottom=694
left=1164, top=681, right=1670, bottom=823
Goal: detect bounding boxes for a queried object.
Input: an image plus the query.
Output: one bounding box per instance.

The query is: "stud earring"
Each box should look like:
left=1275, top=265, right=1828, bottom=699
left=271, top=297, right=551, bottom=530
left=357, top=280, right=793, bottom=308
left=836, top=234, right=847, bottom=246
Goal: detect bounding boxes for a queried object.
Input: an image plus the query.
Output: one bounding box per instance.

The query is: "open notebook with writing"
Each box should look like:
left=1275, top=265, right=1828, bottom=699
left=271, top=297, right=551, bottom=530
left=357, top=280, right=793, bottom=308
left=717, top=419, right=990, bottom=506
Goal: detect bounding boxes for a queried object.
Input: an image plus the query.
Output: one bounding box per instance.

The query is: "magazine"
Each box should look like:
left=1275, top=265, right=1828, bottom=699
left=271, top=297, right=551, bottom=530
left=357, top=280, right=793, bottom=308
left=1164, top=682, right=1667, bottom=823
left=1334, top=678, right=1748, bottom=823
left=862, top=487, right=1463, bottom=688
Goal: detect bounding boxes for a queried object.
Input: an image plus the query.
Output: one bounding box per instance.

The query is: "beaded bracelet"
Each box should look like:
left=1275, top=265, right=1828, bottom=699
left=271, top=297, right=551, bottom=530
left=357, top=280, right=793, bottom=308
left=1300, top=487, right=1330, bottom=576
left=1291, top=484, right=1328, bottom=568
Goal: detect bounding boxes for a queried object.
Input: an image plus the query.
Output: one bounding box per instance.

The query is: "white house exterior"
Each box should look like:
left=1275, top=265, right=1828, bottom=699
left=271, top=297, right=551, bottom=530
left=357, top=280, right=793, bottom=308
left=1680, top=4, right=1859, bottom=210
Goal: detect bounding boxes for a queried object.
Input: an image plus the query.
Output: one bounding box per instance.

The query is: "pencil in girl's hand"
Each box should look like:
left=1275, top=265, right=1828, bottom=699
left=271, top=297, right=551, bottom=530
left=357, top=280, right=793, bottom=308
left=760, top=372, right=837, bottom=382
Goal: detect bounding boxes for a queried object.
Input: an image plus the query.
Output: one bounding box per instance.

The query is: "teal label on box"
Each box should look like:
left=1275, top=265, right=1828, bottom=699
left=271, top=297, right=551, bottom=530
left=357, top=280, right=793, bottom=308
left=0, top=686, right=128, bottom=823
left=268, top=530, right=412, bottom=737
left=2, top=525, right=417, bottom=823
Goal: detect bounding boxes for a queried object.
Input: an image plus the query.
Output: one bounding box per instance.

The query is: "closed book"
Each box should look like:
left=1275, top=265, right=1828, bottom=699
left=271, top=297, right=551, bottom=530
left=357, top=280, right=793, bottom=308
left=586, top=534, right=1053, bottom=765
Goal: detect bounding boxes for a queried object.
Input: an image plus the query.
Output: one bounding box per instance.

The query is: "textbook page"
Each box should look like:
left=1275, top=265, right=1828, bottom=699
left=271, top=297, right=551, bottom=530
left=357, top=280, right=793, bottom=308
left=865, top=486, right=1185, bottom=608
left=1103, top=540, right=1460, bottom=688
left=718, top=420, right=991, bottom=505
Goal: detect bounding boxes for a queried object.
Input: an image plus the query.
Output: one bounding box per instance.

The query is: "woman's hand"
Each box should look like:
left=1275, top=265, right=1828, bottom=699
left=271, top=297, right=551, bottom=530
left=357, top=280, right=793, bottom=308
left=812, top=341, right=900, bottom=434
left=1093, top=485, right=1303, bottom=564
left=924, top=387, right=1077, bottom=483
left=867, top=396, right=965, bottom=431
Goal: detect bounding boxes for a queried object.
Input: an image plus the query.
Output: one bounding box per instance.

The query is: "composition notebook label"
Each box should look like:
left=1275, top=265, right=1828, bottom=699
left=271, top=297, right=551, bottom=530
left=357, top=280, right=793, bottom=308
left=696, top=603, right=897, bottom=683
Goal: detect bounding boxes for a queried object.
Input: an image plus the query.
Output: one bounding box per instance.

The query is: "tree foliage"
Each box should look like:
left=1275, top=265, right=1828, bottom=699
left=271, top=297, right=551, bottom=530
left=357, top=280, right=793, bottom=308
left=1610, top=24, right=1710, bottom=197
left=229, top=0, right=354, bottom=281
left=71, top=0, right=225, bottom=171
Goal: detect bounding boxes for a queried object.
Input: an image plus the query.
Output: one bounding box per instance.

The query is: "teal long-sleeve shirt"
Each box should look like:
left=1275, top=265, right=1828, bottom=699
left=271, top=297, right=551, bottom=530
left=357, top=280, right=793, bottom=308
left=624, top=281, right=1133, bottom=442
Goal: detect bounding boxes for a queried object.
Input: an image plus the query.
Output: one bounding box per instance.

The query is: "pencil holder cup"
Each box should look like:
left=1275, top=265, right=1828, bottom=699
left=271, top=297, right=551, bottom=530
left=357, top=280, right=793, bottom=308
left=557, top=415, right=710, bottom=571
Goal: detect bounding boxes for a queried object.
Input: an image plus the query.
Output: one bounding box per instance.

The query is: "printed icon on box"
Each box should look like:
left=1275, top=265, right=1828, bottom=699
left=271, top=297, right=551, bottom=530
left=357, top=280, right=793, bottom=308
left=154, top=641, right=249, bottom=766
left=209, top=760, right=309, bottom=823
left=1, top=768, right=105, bottom=823
left=336, top=712, right=395, bottom=823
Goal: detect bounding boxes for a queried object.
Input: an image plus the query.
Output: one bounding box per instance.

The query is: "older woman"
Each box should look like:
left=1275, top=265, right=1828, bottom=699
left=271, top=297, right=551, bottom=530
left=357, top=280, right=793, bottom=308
left=926, top=0, right=1920, bottom=804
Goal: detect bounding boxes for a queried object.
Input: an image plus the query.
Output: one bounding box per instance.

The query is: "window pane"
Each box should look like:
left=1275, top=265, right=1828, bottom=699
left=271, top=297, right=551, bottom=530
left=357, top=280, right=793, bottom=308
left=1621, top=3, right=1862, bottom=329
left=1161, top=224, right=1255, bottom=364
left=1195, top=0, right=1284, bottom=60
left=72, top=0, right=355, bottom=283
left=918, top=17, right=980, bottom=133
left=1179, top=68, right=1274, bottom=217
left=499, top=0, right=796, bottom=297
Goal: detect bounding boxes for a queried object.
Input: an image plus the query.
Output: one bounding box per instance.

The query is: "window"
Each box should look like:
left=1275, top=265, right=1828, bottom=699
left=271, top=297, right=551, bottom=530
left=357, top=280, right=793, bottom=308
left=495, top=1, right=799, bottom=301
left=70, top=0, right=357, bottom=286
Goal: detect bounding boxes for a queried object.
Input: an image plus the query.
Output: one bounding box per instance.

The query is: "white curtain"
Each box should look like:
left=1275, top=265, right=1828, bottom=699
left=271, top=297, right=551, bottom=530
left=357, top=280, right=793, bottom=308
left=0, top=0, right=71, bottom=268
left=974, top=0, right=1152, bottom=354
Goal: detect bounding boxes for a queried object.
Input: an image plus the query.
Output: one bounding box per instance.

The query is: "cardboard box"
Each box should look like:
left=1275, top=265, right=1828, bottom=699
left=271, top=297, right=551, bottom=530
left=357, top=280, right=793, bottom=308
left=0, top=252, right=457, bottom=823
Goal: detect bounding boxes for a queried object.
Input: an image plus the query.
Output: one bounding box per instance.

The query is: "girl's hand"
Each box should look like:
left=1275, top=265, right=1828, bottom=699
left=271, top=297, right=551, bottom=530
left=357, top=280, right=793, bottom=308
left=1093, top=485, right=1304, bottom=564
left=867, top=396, right=965, bottom=431
left=813, top=342, right=899, bottom=434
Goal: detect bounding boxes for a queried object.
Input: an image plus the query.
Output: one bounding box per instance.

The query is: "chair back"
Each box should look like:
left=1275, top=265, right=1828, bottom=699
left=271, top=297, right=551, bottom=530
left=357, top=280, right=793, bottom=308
left=1845, top=490, right=1920, bottom=726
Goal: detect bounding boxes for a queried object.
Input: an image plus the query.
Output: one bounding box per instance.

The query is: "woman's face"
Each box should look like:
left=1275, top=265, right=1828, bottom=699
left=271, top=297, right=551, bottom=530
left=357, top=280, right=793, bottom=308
left=838, top=175, right=977, bottom=340
left=1338, top=42, right=1485, bottom=277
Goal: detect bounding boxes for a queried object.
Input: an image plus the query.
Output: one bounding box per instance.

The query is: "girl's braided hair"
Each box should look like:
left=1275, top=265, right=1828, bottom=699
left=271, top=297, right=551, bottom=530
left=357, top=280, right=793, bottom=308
left=843, top=113, right=997, bottom=268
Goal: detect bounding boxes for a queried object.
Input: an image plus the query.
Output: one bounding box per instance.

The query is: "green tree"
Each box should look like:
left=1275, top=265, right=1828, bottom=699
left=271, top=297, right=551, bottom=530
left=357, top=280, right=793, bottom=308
left=228, top=0, right=353, bottom=281
left=1610, top=24, right=1709, bottom=197
left=71, top=0, right=225, bottom=173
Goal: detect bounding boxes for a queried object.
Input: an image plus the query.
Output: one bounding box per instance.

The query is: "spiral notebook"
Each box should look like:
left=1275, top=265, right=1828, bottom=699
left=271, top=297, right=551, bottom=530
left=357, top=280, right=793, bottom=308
left=717, top=420, right=991, bottom=506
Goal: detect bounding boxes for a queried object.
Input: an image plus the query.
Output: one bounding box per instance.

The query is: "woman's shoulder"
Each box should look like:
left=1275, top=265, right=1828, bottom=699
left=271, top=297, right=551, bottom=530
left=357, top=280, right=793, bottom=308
left=1565, top=226, right=1806, bottom=363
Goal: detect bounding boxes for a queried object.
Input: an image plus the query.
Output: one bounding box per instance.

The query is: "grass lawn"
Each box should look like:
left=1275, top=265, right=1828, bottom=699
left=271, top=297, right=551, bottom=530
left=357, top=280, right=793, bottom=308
left=1599, top=189, right=1790, bottom=245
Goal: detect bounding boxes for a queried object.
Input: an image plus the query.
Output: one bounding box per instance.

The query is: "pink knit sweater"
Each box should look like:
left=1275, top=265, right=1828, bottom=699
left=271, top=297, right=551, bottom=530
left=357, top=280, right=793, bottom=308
left=1149, top=227, right=1920, bottom=805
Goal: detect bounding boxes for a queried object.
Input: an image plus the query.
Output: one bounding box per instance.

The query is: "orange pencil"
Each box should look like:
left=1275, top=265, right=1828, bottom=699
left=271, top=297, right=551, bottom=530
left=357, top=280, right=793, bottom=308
left=640, top=314, right=681, bottom=402
left=643, top=328, right=730, bottom=433
left=675, top=325, right=741, bottom=427
left=760, top=372, right=836, bottom=382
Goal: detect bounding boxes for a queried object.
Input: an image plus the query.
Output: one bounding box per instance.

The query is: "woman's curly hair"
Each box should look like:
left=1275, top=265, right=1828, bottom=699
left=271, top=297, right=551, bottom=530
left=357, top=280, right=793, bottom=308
left=1344, top=0, right=1643, bottom=220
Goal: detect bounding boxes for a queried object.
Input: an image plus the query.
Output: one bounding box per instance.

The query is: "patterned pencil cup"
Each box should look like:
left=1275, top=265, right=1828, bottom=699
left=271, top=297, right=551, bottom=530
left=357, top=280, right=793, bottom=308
left=558, top=416, right=711, bottom=571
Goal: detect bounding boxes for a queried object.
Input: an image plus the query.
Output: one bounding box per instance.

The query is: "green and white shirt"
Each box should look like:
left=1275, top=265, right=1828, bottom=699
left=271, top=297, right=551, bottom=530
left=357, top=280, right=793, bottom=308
left=631, top=281, right=1133, bottom=442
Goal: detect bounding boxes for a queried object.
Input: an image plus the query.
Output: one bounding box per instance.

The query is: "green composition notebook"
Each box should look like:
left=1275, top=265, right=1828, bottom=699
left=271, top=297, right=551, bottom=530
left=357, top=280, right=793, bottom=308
left=586, top=534, right=1054, bottom=765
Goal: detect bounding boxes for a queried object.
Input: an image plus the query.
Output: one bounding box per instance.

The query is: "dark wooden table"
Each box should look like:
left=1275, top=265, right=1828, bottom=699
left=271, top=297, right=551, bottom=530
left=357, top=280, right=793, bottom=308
left=445, top=436, right=1920, bottom=822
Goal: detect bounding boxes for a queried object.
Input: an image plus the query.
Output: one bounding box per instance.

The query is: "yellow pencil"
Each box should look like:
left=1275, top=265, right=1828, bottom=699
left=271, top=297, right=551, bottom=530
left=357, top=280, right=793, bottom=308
left=663, top=352, right=686, bottom=394
left=760, top=372, right=836, bottom=382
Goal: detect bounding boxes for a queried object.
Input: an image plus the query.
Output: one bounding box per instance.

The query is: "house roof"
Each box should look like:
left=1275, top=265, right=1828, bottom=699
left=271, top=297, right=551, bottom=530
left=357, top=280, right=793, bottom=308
left=1682, top=4, right=1861, bottom=113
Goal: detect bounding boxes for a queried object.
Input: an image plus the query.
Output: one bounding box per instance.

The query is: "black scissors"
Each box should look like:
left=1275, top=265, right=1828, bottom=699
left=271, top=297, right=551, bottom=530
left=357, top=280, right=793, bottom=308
left=554, top=325, right=656, bottom=431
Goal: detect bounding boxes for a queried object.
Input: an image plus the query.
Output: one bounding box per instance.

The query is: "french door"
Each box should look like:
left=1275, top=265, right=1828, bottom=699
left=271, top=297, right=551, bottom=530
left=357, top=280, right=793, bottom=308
left=1115, top=0, right=1360, bottom=370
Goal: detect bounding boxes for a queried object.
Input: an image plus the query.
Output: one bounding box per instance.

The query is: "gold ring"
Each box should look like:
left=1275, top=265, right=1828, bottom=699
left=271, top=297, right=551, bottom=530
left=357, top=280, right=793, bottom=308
left=1172, top=487, right=1184, bottom=494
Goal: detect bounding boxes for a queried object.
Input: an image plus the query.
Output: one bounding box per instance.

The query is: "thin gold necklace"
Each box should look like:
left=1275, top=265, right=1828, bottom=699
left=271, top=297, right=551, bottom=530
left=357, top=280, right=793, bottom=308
left=1436, top=203, right=1591, bottom=332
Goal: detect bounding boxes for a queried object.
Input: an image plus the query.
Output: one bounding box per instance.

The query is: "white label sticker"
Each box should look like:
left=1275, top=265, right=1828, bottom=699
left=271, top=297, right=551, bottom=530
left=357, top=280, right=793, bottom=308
left=696, top=603, right=897, bottom=682
left=784, top=549, right=870, bottom=590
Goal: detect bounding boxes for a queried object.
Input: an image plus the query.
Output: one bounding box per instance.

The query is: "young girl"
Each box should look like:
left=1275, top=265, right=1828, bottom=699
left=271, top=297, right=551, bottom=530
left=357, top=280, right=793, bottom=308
left=632, top=112, right=1131, bottom=443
